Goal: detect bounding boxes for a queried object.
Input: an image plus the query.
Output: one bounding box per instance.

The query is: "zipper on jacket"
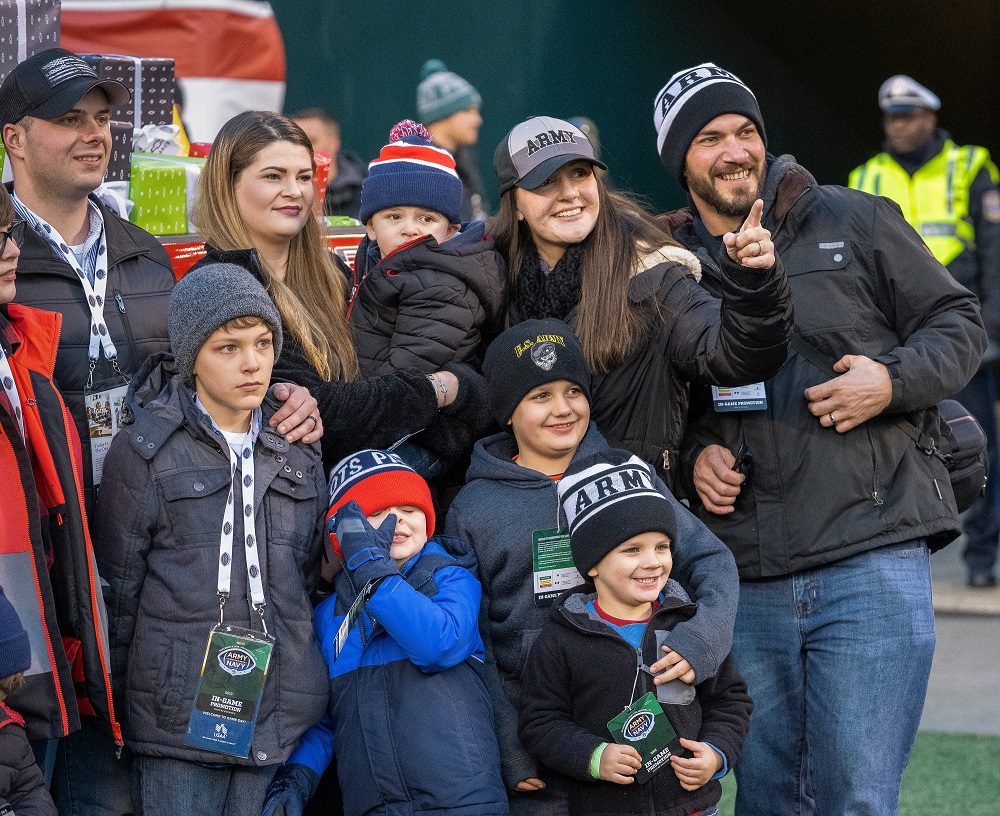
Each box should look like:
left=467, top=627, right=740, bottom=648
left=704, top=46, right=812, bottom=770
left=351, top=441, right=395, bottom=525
left=866, top=426, right=884, bottom=507
left=113, top=290, right=139, bottom=376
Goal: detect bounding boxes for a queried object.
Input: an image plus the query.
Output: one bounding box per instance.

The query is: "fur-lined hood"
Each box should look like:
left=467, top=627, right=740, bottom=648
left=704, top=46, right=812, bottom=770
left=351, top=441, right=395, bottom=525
left=635, top=242, right=702, bottom=282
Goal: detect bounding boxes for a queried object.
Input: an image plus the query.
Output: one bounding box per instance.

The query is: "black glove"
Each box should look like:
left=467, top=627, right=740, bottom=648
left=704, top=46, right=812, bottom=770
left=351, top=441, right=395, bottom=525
left=330, top=500, right=400, bottom=587
left=261, top=763, right=320, bottom=816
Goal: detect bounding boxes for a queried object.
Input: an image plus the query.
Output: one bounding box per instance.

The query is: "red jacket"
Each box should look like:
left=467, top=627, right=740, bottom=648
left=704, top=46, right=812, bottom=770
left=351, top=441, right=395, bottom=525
left=0, top=303, right=120, bottom=744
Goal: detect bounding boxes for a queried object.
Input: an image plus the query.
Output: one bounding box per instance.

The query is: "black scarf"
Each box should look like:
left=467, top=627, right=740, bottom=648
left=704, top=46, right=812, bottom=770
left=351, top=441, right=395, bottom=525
left=516, top=243, right=584, bottom=322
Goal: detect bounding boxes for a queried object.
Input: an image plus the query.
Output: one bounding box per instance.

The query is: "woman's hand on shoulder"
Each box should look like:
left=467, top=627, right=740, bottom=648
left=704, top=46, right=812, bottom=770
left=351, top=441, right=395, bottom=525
left=268, top=382, right=323, bottom=443
left=723, top=199, right=775, bottom=269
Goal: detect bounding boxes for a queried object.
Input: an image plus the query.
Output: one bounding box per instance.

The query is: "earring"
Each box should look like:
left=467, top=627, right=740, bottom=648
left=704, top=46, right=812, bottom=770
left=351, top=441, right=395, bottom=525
left=516, top=212, right=524, bottom=221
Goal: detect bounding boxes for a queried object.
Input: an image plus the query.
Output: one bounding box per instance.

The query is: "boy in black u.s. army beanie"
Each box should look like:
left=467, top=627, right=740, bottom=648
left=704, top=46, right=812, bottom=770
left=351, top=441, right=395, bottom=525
left=483, top=318, right=591, bottom=426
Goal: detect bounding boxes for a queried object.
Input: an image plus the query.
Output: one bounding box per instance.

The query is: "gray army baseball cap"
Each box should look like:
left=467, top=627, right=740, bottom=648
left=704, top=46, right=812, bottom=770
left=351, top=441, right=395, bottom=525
left=493, top=115, right=606, bottom=195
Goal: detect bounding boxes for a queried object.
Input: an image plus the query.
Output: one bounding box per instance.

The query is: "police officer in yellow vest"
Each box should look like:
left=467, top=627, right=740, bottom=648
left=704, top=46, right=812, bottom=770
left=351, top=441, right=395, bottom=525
left=851, top=74, right=1000, bottom=587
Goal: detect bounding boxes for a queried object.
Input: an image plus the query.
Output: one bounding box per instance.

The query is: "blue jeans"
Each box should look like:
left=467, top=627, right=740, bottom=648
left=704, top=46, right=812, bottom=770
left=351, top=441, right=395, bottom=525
left=956, top=370, right=1000, bottom=573
left=53, top=717, right=133, bottom=816
left=731, top=541, right=935, bottom=816
left=131, top=755, right=275, bottom=816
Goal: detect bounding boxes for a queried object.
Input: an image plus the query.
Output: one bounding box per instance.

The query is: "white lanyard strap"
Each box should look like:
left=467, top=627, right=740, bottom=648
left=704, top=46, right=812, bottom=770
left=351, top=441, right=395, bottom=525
left=12, top=195, right=117, bottom=371
left=0, top=347, right=25, bottom=440
left=215, top=408, right=267, bottom=633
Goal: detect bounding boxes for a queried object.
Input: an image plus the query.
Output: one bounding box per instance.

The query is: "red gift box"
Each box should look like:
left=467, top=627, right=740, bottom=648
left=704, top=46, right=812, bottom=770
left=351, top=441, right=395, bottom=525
left=312, top=151, right=331, bottom=217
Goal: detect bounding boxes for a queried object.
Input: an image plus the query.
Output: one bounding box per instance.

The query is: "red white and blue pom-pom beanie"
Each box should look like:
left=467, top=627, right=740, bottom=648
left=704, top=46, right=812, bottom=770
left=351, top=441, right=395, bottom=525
left=325, top=449, right=436, bottom=558
left=359, top=120, right=463, bottom=225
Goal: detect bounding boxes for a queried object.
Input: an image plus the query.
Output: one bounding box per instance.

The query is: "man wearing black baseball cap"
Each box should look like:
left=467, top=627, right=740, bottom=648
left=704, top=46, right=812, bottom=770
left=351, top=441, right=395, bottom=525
left=0, top=48, right=323, bottom=814
left=0, top=46, right=174, bottom=816
left=654, top=63, right=986, bottom=816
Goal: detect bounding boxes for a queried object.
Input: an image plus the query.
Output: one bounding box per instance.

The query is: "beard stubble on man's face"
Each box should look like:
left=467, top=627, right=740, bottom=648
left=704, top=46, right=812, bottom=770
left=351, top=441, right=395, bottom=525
left=686, top=153, right=767, bottom=221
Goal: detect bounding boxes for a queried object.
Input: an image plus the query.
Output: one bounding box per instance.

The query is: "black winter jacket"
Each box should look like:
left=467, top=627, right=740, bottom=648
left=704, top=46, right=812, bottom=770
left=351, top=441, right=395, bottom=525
left=348, top=222, right=505, bottom=377
left=669, top=155, right=988, bottom=578
left=93, top=354, right=329, bottom=765
left=0, top=703, right=57, bottom=816
left=510, top=244, right=792, bottom=488
left=519, top=585, right=751, bottom=816
left=192, top=246, right=491, bottom=472
left=11, top=194, right=176, bottom=507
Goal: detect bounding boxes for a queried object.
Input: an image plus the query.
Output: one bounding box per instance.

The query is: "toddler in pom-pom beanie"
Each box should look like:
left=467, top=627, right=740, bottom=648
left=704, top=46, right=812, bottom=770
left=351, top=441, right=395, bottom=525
left=348, top=121, right=506, bottom=476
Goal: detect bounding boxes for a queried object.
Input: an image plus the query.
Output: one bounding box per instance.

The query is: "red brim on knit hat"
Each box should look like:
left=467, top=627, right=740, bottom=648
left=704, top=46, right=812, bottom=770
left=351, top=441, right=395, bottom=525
left=326, top=469, right=436, bottom=559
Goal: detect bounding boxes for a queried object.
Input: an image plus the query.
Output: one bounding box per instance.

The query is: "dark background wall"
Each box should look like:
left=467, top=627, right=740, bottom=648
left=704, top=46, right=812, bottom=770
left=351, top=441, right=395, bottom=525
left=275, top=1, right=998, bottom=214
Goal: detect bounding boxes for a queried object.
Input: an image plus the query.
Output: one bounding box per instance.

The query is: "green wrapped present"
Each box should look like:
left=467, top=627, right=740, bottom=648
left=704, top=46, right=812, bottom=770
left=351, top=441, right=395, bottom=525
left=128, top=153, right=206, bottom=236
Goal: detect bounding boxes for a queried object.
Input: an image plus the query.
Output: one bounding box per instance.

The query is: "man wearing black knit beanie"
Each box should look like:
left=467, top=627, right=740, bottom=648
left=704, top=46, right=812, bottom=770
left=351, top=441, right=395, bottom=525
left=654, top=63, right=987, bottom=816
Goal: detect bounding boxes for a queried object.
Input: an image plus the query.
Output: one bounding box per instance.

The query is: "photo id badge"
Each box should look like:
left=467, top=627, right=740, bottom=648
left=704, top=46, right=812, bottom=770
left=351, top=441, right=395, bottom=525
left=85, top=379, right=129, bottom=490
left=712, top=382, right=767, bottom=412
left=607, top=691, right=680, bottom=784
left=532, top=528, right=583, bottom=607
left=185, top=624, right=274, bottom=758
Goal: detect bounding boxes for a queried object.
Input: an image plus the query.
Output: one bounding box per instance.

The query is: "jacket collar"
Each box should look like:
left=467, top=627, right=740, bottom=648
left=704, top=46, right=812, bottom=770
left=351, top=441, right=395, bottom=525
left=2, top=302, right=61, bottom=378
left=123, top=352, right=289, bottom=461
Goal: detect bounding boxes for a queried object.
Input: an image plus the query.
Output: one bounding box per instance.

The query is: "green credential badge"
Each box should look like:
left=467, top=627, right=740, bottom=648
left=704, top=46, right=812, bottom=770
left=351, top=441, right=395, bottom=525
left=186, top=625, right=274, bottom=757
left=607, top=692, right=680, bottom=784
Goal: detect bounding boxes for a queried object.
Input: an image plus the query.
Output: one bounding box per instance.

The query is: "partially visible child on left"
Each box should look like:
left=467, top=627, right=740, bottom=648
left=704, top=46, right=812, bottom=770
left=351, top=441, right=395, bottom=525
left=0, top=584, right=57, bottom=816
left=262, top=450, right=507, bottom=816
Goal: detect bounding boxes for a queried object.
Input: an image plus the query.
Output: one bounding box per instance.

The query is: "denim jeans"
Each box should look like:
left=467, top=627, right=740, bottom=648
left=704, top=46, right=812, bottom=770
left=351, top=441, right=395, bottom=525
left=956, top=370, right=1000, bottom=573
left=508, top=768, right=568, bottom=816
left=53, top=717, right=133, bottom=816
left=731, top=540, right=935, bottom=816
left=131, top=755, right=275, bottom=816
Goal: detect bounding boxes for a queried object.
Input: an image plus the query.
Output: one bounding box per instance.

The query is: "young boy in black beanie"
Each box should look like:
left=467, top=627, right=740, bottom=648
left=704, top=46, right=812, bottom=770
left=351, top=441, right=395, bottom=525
left=0, top=584, right=57, bottom=815
left=446, top=320, right=740, bottom=815
left=518, top=449, right=752, bottom=816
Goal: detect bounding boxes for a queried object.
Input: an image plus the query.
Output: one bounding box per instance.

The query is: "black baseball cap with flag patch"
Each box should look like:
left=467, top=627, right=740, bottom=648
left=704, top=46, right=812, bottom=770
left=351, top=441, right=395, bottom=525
left=493, top=115, right=607, bottom=195
left=0, top=48, right=131, bottom=128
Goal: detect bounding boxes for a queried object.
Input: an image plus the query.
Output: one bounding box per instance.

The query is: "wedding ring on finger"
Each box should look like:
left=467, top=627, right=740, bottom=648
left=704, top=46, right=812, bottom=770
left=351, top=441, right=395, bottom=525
left=828, top=412, right=836, bottom=425
left=755, top=240, right=763, bottom=256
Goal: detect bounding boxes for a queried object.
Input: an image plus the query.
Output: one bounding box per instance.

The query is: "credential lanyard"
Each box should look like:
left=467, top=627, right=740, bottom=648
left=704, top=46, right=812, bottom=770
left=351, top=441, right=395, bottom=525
left=12, top=195, right=120, bottom=388
left=0, top=346, right=25, bottom=440
left=215, top=408, right=268, bottom=634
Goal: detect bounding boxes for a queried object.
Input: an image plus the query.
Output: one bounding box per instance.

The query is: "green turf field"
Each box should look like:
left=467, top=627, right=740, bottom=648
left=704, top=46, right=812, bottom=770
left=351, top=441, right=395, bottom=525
left=717, top=732, right=1000, bottom=816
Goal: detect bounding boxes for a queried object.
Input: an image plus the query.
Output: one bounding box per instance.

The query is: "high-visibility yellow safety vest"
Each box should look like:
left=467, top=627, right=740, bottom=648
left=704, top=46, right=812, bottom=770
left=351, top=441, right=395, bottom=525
left=849, top=141, right=1000, bottom=266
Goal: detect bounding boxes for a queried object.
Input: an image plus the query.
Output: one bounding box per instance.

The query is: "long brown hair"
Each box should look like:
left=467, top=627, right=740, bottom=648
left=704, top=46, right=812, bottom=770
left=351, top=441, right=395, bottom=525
left=195, top=110, right=359, bottom=381
left=491, top=175, right=679, bottom=373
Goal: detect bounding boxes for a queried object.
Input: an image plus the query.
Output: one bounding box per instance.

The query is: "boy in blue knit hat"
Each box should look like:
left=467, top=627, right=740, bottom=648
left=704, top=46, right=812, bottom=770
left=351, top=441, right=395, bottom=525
left=348, top=120, right=505, bottom=476
left=0, top=584, right=57, bottom=815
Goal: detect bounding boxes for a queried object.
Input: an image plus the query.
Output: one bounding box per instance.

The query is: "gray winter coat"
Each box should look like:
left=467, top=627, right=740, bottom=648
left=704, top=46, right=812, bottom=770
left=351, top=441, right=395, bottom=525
left=444, top=423, right=739, bottom=790
left=93, top=354, right=329, bottom=765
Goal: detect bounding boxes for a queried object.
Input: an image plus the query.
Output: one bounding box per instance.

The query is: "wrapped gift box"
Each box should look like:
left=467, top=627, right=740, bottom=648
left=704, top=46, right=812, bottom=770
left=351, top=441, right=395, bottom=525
left=128, top=153, right=205, bottom=236
left=80, top=54, right=176, bottom=128
left=0, top=0, right=60, bottom=83
left=106, top=120, right=133, bottom=182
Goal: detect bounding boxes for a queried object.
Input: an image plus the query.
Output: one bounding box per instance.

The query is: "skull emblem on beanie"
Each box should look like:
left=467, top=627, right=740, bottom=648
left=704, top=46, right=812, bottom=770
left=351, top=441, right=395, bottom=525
left=531, top=342, right=558, bottom=371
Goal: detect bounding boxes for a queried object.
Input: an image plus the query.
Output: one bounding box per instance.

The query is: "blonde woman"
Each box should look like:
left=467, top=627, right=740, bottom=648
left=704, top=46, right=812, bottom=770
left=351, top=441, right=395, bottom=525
left=193, top=111, right=487, bottom=470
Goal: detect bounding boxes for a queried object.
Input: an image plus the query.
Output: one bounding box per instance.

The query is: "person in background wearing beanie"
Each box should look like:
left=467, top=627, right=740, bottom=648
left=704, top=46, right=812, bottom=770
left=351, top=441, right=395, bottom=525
left=92, top=263, right=329, bottom=816
left=348, top=119, right=504, bottom=475
left=849, top=75, right=1000, bottom=589
left=262, top=449, right=507, bottom=816
left=0, top=179, right=121, bottom=797
left=194, top=111, right=490, bottom=476
left=417, top=59, right=488, bottom=222
left=445, top=319, right=740, bottom=816
left=0, top=585, right=57, bottom=816
left=654, top=63, right=986, bottom=815
left=0, top=53, right=321, bottom=816
left=491, top=115, right=792, bottom=489
left=519, top=450, right=751, bottom=816
left=290, top=107, right=368, bottom=220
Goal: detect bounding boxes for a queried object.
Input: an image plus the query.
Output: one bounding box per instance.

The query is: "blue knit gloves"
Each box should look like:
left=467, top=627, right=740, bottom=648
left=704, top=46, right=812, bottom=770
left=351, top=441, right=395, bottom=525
left=329, top=500, right=400, bottom=587
left=261, top=763, right=320, bottom=816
